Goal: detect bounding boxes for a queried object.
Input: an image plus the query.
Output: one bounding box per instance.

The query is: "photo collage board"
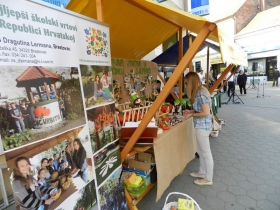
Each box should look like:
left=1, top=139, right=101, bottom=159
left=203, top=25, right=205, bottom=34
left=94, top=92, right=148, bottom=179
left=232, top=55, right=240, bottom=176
left=0, top=0, right=126, bottom=209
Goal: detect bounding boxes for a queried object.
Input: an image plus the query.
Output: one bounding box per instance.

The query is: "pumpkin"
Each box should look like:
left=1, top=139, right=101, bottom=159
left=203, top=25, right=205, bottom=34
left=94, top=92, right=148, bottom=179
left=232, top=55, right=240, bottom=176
left=33, top=107, right=50, bottom=118
left=62, top=181, right=70, bottom=191
left=60, top=176, right=66, bottom=185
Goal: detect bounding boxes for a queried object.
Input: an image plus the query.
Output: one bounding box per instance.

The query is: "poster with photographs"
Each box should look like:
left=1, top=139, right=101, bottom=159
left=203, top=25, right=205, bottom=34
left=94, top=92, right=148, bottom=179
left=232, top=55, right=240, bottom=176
left=80, top=65, right=114, bottom=109
left=93, top=141, right=121, bottom=186
left=24, top=125, right=95, bottom=210
left=55, top=179, right=98, bottom=210
left=87, top=103, right=118, bottom=154
left=0, top=66, right=86, bottom=152
left=98, top=167, right=128, bottom=210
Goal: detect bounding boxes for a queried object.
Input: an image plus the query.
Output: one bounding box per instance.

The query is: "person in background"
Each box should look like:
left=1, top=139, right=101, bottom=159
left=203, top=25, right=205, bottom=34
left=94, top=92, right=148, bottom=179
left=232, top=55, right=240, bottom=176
left=10, top=102, right=25, bottom=133
left=100, top=71, right=113, bottom=98
left=71, top=138, right=89, bottom=183
left=156, top=80, right=161, bottom=94
left=12, top=157, right=54, bottom=210
left=52, top=154, right=58, bottom=171
left=272, top=67, right=279, bottom=87
left=94, top=75, right=112, bottom=102
left=65, top=145, right=73, bottom=168
left=197, top=69, right=205, bottom=85
left=207, top=69, right=215, bottom=88
left=47, top=158, right=55, bottom=175
left=183, top=72, right=214, bottom=186
left=49, top=86, right=56, bottom=99
left=237, top=70, right=247, bottom=96
left=58, top=96, right=65, bottom=120
left=20, top=100, right=33, bottom=129
left=226, top=71, right=235, bottom=97
left=40, top=158, right=52, bottom=182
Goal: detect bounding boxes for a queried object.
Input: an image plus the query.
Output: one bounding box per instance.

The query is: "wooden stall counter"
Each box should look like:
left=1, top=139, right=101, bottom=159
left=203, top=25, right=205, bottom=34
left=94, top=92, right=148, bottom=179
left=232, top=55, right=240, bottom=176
left=121, top=117, right=196, bottom=205
left=153, top=117, right=196, bottom=201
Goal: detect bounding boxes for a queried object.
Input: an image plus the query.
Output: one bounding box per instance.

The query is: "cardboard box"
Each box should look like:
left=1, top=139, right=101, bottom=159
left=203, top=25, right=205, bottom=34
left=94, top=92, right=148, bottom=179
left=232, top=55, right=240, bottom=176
left=138, top=152, right=154, bottom=163
left=123, top=159, right=152, bottom=187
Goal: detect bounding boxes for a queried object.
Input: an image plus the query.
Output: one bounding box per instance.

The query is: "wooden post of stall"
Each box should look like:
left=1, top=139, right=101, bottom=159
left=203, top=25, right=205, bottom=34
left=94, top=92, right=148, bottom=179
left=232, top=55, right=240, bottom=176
left=121, top=22, right=217, bottom=161
left=188, top=34, right=193, bottom=72
left=157, top=72, right=178, bottom=100
left=206, top=46, right=210, bottom=89
left=178, top=27, right=183, bottom=100
left=96, top=0, right=104, bottom=21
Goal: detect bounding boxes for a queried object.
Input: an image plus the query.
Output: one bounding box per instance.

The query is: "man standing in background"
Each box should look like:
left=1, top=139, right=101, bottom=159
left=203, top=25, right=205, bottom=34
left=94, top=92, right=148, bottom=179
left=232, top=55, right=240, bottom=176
left=272, top=67, right=279, bottom=87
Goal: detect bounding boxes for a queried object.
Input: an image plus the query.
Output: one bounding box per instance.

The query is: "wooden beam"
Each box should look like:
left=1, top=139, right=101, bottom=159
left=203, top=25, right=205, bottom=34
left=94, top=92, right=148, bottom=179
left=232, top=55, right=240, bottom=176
left=178, top=27, right=183, bottom=100
left=96, top=0, right=105, bottom=22
left=217, top=65, right=240, bottom=92
left=209, top=64, right=234, bottom=94
left=188, top=34, right=193, bottom=72
left=206, top=46, right=210, bottom=89
left=157, top=72, right=178, bottom=100
left=121, top=22, right=217, bottom=161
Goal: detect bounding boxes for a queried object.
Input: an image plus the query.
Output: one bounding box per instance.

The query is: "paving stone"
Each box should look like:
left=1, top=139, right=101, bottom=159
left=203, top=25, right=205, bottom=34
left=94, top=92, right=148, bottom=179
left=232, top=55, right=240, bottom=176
left=198, top=203, right=213, bottom=210
left=237, top=181, right=257, bottom=190
left=199, top=187, right=218, bottom=198
left=230, top=173, right=247, bottom=181
left=247, top=190, right=266, bottom=200
left=228, top=186, right=246, bottom=196
left=224, top=202, right=246, bottom=210
left=261, top=158, right=278, bottom=165
left=211, top=182, right=228, bottom=191
left=185, top=192, right=206, bottom=205
left=267, top=194, right=280, bottom=206
left=265, top=179, right=280, bottom=189
left=257, top=184, right=276, bottom=194
left=274, top=175, right=280, bottom=182
left=247, top=165, right=264, bottom=173
left=254, top=161, right=271, bottom=169
left=265, top=168, right=280, bottom=176
left=257, top=200, right=280, bottom=210
left=215, top=170, right=231, bottom=178
left=221, top=177, right=238, bottom=186
left=226, top=157, right=240, bottom=164
left=236, top=196, right=257, bottom=208
left=224, top=166, right=239, bottom=173
left=239, top=170, right=256, bottom=177
left=255, top=171, right=273, bottom=180
left=204, top=197, right=225, bottom=210
left=217, top=191, right=236, bottom=202
left=247, top=176, right=265, bottom=185
left=232, top=163, right=247, bottom=170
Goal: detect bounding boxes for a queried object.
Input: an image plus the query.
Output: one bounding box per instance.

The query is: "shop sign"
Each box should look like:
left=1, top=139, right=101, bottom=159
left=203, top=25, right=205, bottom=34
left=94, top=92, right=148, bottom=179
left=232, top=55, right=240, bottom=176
left=41, top=0, right=70, bottom=8
left=191, top=0, right=210, bottom=16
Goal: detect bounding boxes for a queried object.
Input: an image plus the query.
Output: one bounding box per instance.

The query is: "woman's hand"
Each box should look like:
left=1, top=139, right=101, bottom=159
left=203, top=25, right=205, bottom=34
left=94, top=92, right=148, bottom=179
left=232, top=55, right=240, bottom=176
left=45, top=198, right=54, bottom=205
left=183, top=110, right=193, bottom=114
left=184, top=113, right=193, bottom=119
left=48, top=182, right=56, bottom=189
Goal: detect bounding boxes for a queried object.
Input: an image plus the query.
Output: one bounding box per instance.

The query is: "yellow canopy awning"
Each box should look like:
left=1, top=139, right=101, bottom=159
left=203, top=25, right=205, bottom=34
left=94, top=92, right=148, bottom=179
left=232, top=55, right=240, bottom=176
left=66, top=0, right=247, bottom=66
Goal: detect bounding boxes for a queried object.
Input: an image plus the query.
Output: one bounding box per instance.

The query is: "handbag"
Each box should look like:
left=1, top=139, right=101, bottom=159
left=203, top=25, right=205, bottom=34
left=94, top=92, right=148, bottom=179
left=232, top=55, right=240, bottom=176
left=210, top=108, right=221, bottom=131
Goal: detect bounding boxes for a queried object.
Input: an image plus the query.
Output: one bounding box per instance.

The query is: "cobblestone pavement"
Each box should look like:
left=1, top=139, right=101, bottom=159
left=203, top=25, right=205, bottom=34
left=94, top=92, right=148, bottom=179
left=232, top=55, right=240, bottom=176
left=137, top=82, right=280, bottom=210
